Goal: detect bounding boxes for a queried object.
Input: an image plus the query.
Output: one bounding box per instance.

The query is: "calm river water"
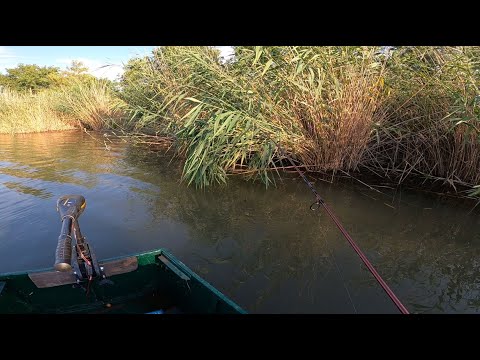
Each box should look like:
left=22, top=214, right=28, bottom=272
left=1, top=131, right=480, bottom=313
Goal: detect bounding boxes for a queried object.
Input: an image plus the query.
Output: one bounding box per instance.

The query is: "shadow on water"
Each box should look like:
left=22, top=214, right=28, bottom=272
left=1, top=131, right=480, bottom=313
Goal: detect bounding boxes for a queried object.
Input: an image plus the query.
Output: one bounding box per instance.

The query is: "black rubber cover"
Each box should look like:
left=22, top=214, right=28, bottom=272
left=54, top=218, right=73, bottom=272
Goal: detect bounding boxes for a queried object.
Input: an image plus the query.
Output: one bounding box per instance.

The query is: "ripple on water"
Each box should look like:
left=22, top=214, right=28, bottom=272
left=1, top=131, right=480, bottom=313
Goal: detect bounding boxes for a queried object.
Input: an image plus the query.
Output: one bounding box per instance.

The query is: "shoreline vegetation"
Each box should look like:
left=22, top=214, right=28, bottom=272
left=1, top=46, right=479, bottom=199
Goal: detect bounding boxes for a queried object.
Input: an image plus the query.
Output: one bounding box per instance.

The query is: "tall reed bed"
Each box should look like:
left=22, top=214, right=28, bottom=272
left=57, top=78, right=127, bottom=130
left=0, top=79, right=127, bottom=134
left=119, top=46, right=480, bottom=193
left=0, top=88, right=75, bottom=133
left=365, top=47, right=480, bottom=192
left=120, top=46, right=387, bottom=187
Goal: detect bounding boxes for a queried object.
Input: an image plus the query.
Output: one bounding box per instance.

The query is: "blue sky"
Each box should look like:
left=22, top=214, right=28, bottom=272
left=0, top=46, right=234, bottom=81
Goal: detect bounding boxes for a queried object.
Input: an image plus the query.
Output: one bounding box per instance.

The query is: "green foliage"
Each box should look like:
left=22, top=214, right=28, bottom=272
left=119, top=46, right=384, bottom=187
left=117, top=56, right=158, bottom=123
left=0, top=61, right=100, bottom=93
left=63, top=60, right=96, bottom=85
left=119, top=46, right=288, bottom=187
left=67, top=60, right=89, bottom=75
left=0, top=64, right=63, bottom=92
left=56, top=77, right=127, bottom=130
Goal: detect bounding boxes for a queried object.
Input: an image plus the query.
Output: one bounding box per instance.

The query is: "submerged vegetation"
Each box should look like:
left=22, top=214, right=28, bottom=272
left=1, top=47, right=480, bottom=196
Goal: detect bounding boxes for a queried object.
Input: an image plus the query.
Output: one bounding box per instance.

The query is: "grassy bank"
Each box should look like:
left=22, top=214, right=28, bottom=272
left=117, top=46, right=480, bottom=196
left=0, top=78, right=126, bottom=134
left=0, top=89, right=75, bottom=133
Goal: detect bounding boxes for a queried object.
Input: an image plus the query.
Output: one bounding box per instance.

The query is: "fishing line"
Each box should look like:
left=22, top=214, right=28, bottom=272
left=278, top=146, right=409, bottom=314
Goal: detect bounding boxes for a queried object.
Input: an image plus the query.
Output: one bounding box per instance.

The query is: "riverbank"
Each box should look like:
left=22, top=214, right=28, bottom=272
left=116, top=47, right=480, bottom=196
left=1, top=46, right=479, bottom=199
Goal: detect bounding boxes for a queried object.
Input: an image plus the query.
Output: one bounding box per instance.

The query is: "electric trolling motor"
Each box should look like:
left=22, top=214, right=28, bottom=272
left=54, top=195, right=111, bottom=286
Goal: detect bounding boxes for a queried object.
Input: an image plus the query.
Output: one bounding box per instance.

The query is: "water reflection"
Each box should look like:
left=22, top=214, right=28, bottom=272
left=1, top=131, right=480, bottom=313
left=3, top=181, right=53, bottom=199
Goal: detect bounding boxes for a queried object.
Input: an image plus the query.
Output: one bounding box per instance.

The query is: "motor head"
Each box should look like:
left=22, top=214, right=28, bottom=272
left=56, top=195, right=86, bottom=221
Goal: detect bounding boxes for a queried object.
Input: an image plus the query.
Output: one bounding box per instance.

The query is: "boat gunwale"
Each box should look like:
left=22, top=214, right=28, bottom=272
left=0, top=248, right=247, bottom=314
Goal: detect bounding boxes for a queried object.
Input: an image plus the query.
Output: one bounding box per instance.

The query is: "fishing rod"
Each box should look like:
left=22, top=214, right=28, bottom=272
left=278, top=148, right=409, bottom=314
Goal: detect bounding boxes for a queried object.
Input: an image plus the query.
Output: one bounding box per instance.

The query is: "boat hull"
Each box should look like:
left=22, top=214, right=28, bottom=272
left=0, top=249, right=246, bottom=314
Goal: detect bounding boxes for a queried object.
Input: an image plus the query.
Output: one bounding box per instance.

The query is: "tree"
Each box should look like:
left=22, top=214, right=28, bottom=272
left=67, top=60, right=89, bottom=75
left=63, top=60, right=96, bottom=84
left=0, top=64, right=62, bottom=92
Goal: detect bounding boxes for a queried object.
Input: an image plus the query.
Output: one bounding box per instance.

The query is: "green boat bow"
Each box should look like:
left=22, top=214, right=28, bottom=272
left=0, top=195, right=246, bottom=314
